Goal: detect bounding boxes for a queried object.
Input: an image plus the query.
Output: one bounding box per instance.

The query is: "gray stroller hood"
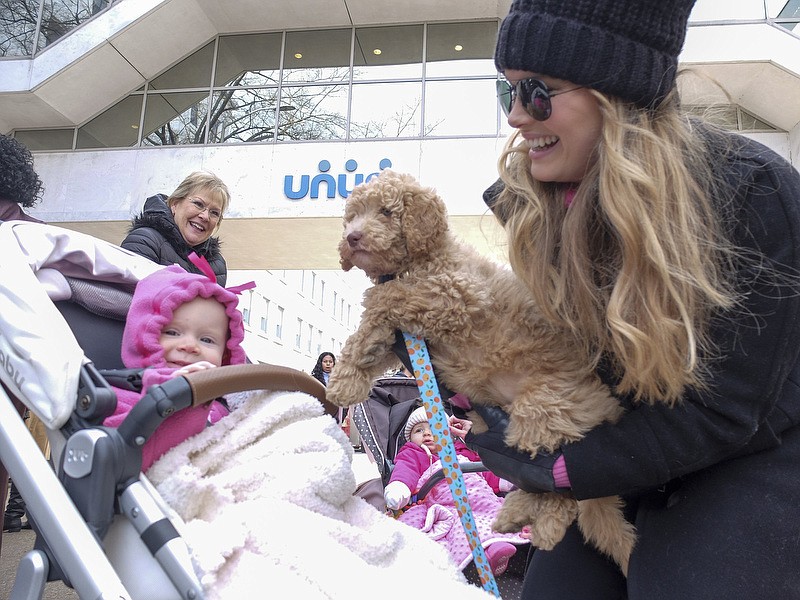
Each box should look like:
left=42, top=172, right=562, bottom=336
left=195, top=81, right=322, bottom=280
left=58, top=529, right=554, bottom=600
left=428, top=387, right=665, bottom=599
left=0, top=220, right=162, bottom=430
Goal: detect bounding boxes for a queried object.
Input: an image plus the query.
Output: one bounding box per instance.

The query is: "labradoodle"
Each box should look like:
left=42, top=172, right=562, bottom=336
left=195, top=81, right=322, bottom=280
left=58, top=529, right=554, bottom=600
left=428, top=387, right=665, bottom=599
left=326, top=170, right=637, bottom=574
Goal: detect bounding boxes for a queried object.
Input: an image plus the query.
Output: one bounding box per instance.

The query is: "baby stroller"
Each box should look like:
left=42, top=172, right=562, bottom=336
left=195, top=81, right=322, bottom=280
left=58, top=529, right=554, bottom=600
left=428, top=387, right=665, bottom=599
left=351, top=375, right=529, bottom=598
left=0, top=220, right=333, bottom=600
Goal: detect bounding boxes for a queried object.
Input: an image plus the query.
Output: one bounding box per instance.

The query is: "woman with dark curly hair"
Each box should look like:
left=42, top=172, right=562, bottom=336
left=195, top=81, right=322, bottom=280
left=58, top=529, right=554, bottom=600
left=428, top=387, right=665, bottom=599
left=1, top=134, right=45, bottom=537
left=0, top=134, right=44, bottom=223
left=311, top=351, right=336, bottom=387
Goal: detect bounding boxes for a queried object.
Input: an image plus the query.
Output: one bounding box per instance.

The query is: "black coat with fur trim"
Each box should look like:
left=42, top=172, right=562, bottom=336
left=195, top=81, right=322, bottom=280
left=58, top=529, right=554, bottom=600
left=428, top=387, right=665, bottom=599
left=121, top=194, right=227, bottom=286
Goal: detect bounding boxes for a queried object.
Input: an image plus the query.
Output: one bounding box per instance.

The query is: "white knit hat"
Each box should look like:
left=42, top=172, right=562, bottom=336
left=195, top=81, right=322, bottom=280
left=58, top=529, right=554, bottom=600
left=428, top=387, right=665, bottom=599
left=403, top=406, right=429, bottom=441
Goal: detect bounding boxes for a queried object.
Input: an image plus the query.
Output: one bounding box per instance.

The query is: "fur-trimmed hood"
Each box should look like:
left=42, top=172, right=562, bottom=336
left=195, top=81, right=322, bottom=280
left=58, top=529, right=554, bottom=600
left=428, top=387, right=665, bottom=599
left=130, top=194, right=223, bottom=259
left=122, top=194, right=227, bottom=286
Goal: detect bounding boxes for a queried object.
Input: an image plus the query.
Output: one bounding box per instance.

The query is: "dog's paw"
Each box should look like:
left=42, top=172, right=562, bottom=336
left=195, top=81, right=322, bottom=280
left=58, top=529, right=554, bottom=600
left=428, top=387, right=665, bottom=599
left=491, top=490, right=536, bottom=533
left=493, top=491, right=578, bottom=550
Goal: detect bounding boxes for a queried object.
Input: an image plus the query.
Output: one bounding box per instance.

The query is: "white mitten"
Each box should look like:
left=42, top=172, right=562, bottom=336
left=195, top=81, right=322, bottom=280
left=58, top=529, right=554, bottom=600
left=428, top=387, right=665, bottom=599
left=498, top=478, right=516, bottom=493
left=384, top=481, right=412, bottom=510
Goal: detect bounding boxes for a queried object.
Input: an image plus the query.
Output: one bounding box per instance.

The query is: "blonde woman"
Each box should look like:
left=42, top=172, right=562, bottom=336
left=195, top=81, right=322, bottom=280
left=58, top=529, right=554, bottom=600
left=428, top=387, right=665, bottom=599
left=122, top=170, right=231, bottom=285
left=465, top=0, right=800, bottom=598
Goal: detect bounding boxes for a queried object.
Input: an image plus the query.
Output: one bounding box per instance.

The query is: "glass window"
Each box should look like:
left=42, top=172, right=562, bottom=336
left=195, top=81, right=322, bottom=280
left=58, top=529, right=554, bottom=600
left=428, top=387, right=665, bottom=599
left=424, top=79, right=498, bottom=136
left=283, top=28, right=351, bottom=83
left=295, top=317, right=303, bottom=348
left=150, top=41, right=214, bottom=91
left=690, top=0, right=766, bottom=21
left=13, top=128, right=75, bottom=150
left=275, top=306, right=284, bottom=339
left=208, top=88, right=278, bottom=143
left=425, top=21, right=497, bottom=78
left=353, top=25, right=423, bottom=80
left=37, top=0, right=111, bottom=52
left=76, top=94, right=142, bottom=149
left=776, top=0, right=800, bottom=31
left=260, top=298, right=269, bottom=333
left=215, top=32, right=282, bottom=86
left=0, top=0, right=40, bottom=57
left=142, top=92, right=209, bottom=146
left=276, top=84, right=347, bottom=141
left=686, top=105, right=739, bottom=129
left=739, top=109, right=776, bottom=131
left=350, top=81, right=422, bottom=138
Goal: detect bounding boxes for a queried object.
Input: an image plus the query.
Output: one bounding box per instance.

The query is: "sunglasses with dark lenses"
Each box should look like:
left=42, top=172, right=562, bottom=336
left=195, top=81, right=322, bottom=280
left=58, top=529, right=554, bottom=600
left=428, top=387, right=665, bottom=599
left=496, top=77, right=581, bottom=121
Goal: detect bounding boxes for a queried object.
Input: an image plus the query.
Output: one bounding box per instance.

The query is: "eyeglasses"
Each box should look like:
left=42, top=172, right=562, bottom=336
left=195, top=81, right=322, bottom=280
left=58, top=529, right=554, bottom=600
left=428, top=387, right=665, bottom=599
left=496, top=77, right=582, bottom=121
left=187, top=197, right=222, bottom=221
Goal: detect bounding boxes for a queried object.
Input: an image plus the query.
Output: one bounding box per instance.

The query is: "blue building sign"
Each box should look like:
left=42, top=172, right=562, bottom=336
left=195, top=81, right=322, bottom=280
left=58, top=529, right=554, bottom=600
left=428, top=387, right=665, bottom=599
left=284, top=158, right=393, bottom=200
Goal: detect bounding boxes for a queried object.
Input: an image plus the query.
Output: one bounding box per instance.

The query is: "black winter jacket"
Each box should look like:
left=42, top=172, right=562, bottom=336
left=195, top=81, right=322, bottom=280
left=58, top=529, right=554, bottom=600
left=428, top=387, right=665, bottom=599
left=484, top=133, right=800, bottom=598
left=121, top=194, right=227, bottom=286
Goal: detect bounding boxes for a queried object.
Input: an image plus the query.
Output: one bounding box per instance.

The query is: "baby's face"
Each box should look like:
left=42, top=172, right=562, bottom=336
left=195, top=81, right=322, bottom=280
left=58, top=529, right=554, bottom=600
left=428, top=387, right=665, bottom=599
left=408, top=421, right=436, bottom=452
left=159, top=297, right=229, bottom=368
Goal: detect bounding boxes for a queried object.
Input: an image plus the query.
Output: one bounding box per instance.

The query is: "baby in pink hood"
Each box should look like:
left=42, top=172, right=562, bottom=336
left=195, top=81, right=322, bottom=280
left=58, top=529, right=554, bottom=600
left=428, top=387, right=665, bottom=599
left=104, top=258, right=248, bottom=471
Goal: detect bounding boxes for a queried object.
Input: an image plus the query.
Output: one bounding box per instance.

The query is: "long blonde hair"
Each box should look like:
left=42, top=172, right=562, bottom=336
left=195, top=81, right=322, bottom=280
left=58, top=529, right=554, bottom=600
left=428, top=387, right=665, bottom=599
left=495, top=89, right=740, bottom=404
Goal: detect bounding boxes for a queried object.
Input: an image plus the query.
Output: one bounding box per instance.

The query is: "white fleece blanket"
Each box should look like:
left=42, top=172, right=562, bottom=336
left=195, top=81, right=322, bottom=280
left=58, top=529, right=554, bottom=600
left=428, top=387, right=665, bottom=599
left=146, top=389, right=495, bottom=600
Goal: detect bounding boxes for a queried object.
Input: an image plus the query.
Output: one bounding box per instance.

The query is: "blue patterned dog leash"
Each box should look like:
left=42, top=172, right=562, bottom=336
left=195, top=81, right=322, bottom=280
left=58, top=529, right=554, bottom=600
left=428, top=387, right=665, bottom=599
left=403, top=332, right=500, bottom=597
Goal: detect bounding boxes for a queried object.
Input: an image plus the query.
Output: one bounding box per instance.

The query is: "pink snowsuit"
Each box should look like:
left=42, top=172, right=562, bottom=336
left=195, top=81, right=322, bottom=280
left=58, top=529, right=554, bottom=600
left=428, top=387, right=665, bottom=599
left=389, top=440, right=528, bottom=570
left=103, top=264, right=247, bottom=471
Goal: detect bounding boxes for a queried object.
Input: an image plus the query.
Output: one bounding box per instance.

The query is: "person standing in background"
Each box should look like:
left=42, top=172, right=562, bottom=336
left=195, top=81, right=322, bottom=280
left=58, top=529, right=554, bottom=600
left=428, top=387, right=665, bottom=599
left=0, top=134, right=44, bottom=224
left=0, top=135, right=49, bottom=543
left=311, top=351, right=336, bottom=387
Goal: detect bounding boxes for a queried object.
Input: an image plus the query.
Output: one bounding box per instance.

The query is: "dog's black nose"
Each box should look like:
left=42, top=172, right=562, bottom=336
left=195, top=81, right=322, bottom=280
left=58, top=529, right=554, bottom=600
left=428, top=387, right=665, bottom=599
left=347, top=231, right=362, bottom=247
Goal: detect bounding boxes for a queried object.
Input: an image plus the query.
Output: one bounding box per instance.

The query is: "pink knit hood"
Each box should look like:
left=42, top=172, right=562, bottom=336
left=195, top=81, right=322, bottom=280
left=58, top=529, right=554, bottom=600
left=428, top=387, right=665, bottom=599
left=122, top=263, right=247, bottom=369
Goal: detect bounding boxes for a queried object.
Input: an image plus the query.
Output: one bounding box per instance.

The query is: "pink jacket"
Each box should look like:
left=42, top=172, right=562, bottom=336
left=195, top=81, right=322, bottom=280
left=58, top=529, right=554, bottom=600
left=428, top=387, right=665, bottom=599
left=104, top=264, right=247, bottom=471
left=389, top=439, right=503, bottom=494
left=391, top=439, right=526, bottom=570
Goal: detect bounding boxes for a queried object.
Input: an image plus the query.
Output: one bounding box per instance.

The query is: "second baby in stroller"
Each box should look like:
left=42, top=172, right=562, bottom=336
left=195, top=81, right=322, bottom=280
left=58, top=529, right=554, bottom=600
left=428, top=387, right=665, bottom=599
left=385, top=404, right=529, bottom=576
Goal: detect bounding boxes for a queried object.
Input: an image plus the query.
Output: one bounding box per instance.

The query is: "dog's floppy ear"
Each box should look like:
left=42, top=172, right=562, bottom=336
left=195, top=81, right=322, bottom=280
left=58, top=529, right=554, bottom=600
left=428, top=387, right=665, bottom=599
left=401, top=175, right=449, bottom=260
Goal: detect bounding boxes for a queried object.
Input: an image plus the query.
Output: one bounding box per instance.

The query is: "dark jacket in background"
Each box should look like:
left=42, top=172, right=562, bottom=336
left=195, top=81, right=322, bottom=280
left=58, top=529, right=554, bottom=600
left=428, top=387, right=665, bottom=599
left=121, top=194, right=227, bottom=286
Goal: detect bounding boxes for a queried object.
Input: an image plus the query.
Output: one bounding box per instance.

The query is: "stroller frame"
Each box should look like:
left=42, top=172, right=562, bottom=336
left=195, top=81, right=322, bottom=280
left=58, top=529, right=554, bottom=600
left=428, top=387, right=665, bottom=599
left=1, top=384, right=131, bottom=599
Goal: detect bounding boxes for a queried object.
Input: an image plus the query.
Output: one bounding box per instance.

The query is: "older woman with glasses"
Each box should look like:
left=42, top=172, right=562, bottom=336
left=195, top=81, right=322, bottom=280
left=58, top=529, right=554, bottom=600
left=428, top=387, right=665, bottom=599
left=121, top=170, right=231, bottom=285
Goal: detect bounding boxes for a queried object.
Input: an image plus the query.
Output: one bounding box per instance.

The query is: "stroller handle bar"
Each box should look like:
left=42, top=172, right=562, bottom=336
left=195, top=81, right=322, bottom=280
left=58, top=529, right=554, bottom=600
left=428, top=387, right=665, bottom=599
left=117, top=363, right=332, bottom=455
left=180, top=363, right=330, bottom=413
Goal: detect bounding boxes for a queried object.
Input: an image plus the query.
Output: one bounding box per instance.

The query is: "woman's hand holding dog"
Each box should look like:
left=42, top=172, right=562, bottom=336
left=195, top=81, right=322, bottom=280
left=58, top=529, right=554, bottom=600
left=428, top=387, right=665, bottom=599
left=465, top=405, right=564, bottom=494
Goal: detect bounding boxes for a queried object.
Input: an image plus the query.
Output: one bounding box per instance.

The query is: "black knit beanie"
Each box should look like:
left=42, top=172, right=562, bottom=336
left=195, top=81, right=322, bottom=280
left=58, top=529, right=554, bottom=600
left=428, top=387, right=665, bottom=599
left=495, top=0, right=697, bottom=108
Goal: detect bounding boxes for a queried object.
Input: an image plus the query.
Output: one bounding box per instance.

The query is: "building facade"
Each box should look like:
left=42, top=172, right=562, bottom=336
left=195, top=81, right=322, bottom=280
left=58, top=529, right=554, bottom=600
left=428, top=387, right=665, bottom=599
left=2, top=0, right=800, bottom=366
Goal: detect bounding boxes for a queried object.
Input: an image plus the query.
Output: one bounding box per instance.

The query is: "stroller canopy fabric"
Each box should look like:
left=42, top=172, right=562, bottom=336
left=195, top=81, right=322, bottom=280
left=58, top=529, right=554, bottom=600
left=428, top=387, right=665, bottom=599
left=0, top=221, right=162, bottom=429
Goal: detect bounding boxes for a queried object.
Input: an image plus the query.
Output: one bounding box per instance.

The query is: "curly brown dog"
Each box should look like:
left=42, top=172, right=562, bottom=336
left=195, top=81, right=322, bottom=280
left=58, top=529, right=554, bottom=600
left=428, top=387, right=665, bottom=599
left=326, top=170, right=636, bottom=574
